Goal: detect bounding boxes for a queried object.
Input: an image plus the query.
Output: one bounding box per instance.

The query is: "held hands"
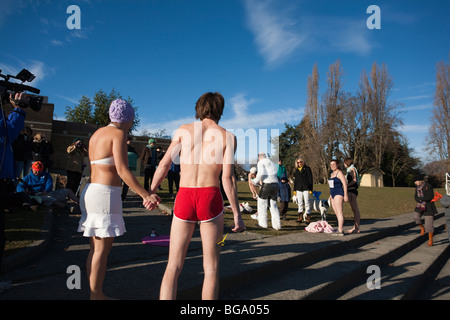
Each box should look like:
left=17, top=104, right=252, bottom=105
left=142, top=193, right=161, bottom=211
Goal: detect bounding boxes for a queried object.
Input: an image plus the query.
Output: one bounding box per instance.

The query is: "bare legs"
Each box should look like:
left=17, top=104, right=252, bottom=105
left=86, top=236, right=114, bottom=300
left=347, top=192, right=361, bottom=234
left=160, top=215, right=224, bottom=300
left=330, top=195, right=344, bottom=233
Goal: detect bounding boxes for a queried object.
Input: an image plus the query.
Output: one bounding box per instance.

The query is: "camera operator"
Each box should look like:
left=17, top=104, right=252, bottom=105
left=0, top=92, right=29, bottom=290
left=66, top=138, right=88, bottom=196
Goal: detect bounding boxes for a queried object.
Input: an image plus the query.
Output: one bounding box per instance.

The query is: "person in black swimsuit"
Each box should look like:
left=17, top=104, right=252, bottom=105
left=344, top=158, right=361, bottom=234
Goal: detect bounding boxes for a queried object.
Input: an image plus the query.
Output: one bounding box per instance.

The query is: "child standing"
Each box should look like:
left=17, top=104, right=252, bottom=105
left=413, top=175, right=437, bottom=246
left=278, top=176, right=291, bottom=220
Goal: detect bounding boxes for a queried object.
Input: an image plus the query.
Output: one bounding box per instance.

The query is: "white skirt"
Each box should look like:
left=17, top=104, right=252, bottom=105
left=77, top=183, right=126, bottom=238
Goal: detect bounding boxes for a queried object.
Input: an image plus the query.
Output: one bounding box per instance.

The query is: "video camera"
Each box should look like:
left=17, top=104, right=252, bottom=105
left=0, top=68, right=43, bottom=111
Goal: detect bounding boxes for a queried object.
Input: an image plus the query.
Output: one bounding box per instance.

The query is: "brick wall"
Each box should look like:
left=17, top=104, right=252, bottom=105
left=4, top=97, right=170, bottom=176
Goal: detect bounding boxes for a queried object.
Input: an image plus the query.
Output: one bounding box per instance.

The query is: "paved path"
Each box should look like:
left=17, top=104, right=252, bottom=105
left=1, top=194, right=449, bottom=301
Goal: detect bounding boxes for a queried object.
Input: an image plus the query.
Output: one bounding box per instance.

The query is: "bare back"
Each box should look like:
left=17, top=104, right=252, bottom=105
left=174, top=119, right=234, bottom=188
left=88, top=125, right=127, bottom=187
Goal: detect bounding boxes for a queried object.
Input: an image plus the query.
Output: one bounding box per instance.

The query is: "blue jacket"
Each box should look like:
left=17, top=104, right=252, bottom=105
left=0, top=108, right=26, bottom=179
left=277, top=180, right=291, bottom=202
left=17, top=171, right=53, bottom=193
left=169, top=162, right=180, bottom=173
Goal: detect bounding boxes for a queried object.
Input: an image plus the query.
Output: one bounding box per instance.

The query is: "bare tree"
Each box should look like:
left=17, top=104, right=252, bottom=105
left=303, top=64, right=328, bottom=182
left=294, top=60, right=406, bottom=184
left=362, top=62, right=402, bottom=168
left=427, top=59, right=450, bottom=164
left=322, top=59, right=345, bottom=162
left=387, top=135, right=414, bottom=187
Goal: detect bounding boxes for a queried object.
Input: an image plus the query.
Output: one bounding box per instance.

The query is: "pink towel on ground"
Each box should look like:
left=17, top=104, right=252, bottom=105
left=305, top=221, right=334, bottom=233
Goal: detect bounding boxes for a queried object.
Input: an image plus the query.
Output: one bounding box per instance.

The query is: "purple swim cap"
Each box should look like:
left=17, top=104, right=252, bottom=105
left=109, top=99, right=135, bottom=123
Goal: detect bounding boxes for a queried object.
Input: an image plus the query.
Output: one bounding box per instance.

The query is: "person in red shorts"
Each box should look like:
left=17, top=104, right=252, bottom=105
left=151, top=92, right=245, bottom=300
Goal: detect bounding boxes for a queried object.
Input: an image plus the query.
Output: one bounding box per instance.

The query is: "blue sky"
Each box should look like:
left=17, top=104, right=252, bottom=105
left=1, top=0, right=449, bottom=164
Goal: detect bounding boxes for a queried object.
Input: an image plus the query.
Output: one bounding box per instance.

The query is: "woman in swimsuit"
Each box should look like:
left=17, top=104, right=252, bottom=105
left=344, top=158, right=360, bottom=234
left=328, top=159, right=348, bottom=236
left=78, top=99, right=159, bottom=300
left=151, top=92, right=245, bottom=300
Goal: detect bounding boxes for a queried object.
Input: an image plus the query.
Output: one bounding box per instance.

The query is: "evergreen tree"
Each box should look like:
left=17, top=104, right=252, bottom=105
left=64, top=88, right=140, bottom=132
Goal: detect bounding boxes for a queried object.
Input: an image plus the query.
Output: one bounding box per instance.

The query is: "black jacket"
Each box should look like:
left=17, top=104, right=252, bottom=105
left=414, top=182, right=437, bottom=216
left=293, top=165, right=313, bottom=192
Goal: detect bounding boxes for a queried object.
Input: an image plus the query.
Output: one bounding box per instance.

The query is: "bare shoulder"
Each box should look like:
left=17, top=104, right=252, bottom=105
left=91, top=126, right=125, bottom=146
left=224, top=130, right=236, bottom=144
left=173, top=123, right=194, bottom=141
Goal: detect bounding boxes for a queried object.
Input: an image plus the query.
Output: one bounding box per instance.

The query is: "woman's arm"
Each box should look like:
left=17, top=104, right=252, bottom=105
left=112, top=131, right=159, bottom=209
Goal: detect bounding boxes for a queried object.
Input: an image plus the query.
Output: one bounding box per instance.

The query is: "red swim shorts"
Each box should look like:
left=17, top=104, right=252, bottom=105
left=174, top=187, right=224, bottom=223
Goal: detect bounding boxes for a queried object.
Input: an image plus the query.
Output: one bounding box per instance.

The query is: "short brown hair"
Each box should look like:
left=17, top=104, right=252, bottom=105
left=344, top=158, right=354, bottom=167
left=195, top=92, right=225, bottom=122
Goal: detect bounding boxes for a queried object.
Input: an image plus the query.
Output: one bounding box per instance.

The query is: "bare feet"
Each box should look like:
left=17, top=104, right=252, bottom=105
left=346, top=227, right=360, bottom=234
left=90, top=293, right=117, bottom=300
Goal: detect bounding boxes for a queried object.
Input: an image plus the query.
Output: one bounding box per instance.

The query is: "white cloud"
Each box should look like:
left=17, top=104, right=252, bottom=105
left=137, top=94, right=302, bottom=136
left=401, top=103, right=433, bottom=112
left=0, top=60, right=49, bottom=87
left=316, top=18, right=372, bottom=55
left=406, top=82, right=435, bottom=91
left=53, top=93, right=79, bottom=105
left=243, top=0, right=304, bottom=67
left=243, top=0, right=374, bottom=66
left=51, top=39, right=64, bottom=47
left=26, top=60, right=48, bottom=86
left=137, top=116, right=196, bottom=137
left=399, top=94, right=432, bottom=101
left=398, top=124, right=429, bottom=133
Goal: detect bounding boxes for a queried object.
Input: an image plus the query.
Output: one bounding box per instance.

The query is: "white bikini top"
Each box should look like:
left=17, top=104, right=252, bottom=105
left=90, top=124, right=117, bottom=165
left=90, top=156, right=115, bottom=165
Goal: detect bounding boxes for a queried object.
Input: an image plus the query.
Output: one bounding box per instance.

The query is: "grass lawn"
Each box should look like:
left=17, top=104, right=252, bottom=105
left=147, top=179, right=445, bottom=237
left=222, top=181, right=445, bottom=236
left=4, top=177, right=445, bottom=256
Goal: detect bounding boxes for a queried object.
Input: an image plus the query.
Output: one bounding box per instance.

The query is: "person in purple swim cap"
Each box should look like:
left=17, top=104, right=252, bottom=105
left=77, top=99, right=160, bottom=300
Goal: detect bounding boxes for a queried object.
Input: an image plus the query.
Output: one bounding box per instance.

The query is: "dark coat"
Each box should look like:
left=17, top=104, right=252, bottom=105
left=277, top=180, right=291, bottom=202
left=293, top=165, right=313, bottom=192
left=140, top=146, right=164, bottom=167
left=414, top=182, right=437, bottom=216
